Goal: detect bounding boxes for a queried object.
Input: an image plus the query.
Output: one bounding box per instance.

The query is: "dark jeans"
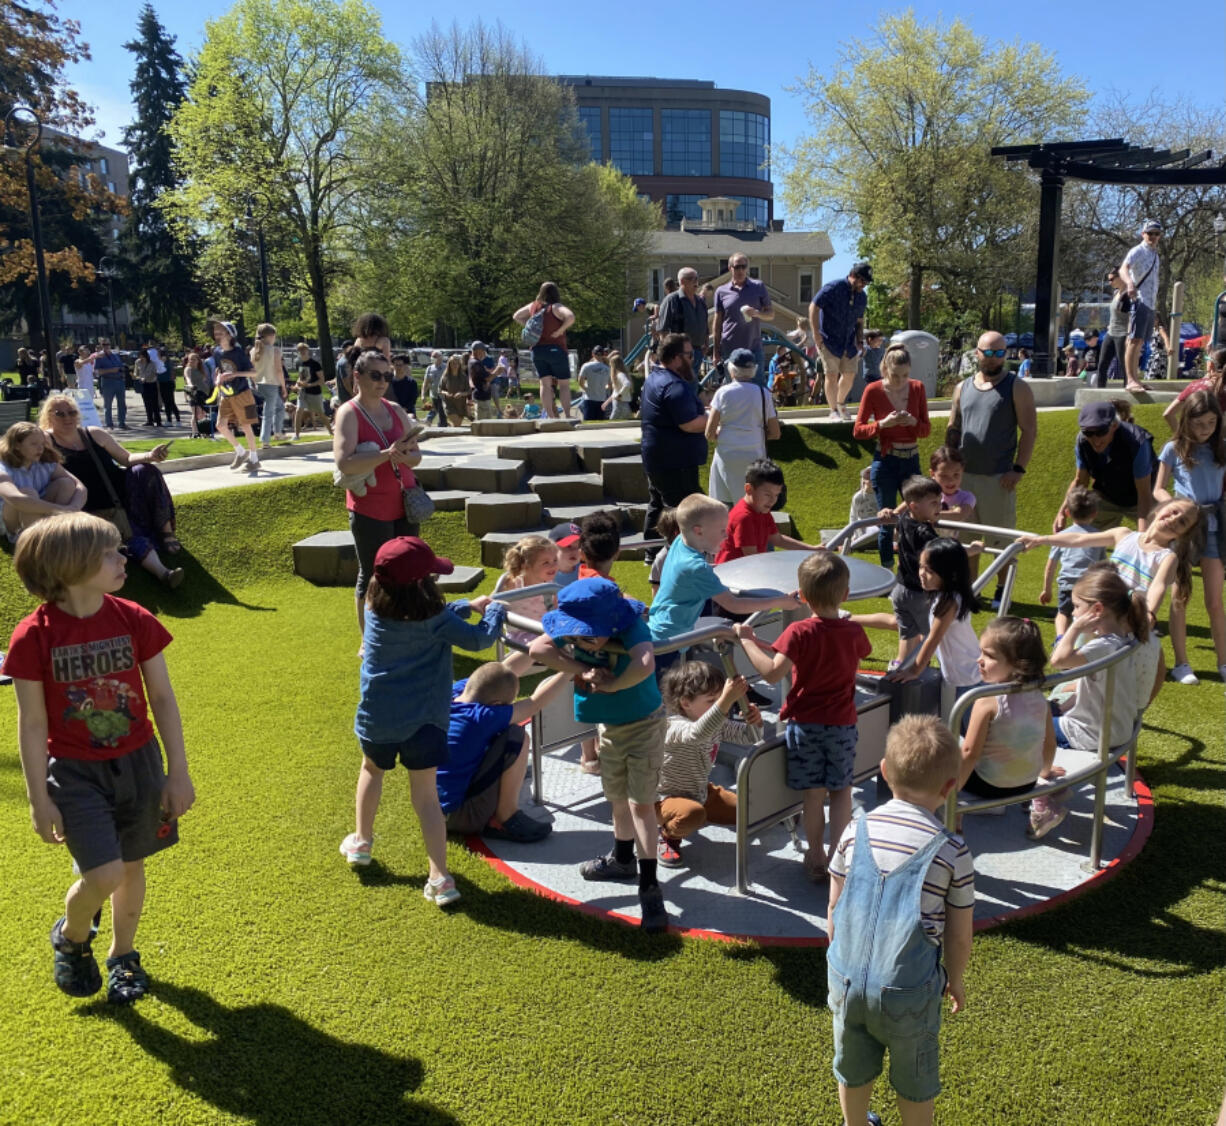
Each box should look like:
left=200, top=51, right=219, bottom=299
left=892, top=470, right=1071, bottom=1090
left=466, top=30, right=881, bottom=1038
left=349, top=509, right=417, bottom=603
left=139, top=383, right=161, bottom=426
left=644, top=462, right=701, bottom=553
left=158, top=380, right=181, bottom=423
left=580, top=399, right=606, bottom=422
left=870, top=450, right=920, bottom=566
left=1091, top=334, right=1126, bottom=388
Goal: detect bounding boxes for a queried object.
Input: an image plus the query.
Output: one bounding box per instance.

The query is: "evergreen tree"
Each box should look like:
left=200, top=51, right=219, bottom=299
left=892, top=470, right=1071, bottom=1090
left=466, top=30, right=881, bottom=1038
left=121, top=3, right=200, bottom=344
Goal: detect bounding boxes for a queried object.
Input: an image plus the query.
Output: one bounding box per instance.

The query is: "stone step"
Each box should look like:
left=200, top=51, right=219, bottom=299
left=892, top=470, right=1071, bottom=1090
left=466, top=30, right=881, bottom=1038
left=529, top=473, right=605, bottom=506
left=541, top=502, right=630, bottom=530
left=479, top=528, right=551, bottom=568
left=773, top=510, right=795, bottom=536
left=292, top=531, right=357, bottom=587
left=575, top=440, right=644, bottom=473
left=444, top=457, right=526, bottom=493
left=436, top=565, right=485, bottom=593
left=619, top=502, right=648, bottom=531
left=536, top=418, right=580, bottom=432
left=495, top=441, right=579, bottom=475
left=466, top=492, right=544, bottom=536
left=470, top=418, right=538, bottom=436
left=601, top=455, right=648, bottom=503
left=429, top=489, right=479, bottom=512
left=413, top=463, right=451, bottom=491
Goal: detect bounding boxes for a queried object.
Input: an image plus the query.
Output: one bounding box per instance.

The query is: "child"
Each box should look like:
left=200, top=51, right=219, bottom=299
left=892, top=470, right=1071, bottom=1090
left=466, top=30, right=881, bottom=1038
left=648, top=493, right=802, bottom=675
left=958, top=617, right=1064, bottom=839
left=844, top=465, right=879, bottom=553
left=656, top=664, right=761, bottom=867
left=549, top=522, right=582, bottom=588
left=1039, top=487, right=1105, bottom=636
left=888, top=538, right=983, bottom=721
left=437, top=663, right=569, bottom=842
left=0, top=422, right=86, bottom=539
left=930, top=445, right=977, bottom=527
left=713, top=458, right=821, bottom=563
left=734, top=550, right=872, bottom=880
left=343, top=536, right=507, bottom=910
left=1153, top=390, right=1226, bottom=684
left=529, top=577, right=669, bottom=933
left=826, top=714, right=973, bottom=1126
left=578, top=509, right=621, bottom=579
left=521, top=394, right=542, bottom=420
left=648, top=508, right=680, bottom=593
left=493, top=534, right=559, bottom=675
left=1049, top=564, right=1165, bottom=753
left=7, top=513, right=195, bottom=1002
left=886, top=476, right=946, bottom=668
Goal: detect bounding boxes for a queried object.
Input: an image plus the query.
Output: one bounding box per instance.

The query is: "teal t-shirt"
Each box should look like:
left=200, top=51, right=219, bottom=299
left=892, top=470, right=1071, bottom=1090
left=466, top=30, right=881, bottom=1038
left=570, top=618, right=662, bottom=726
left=647, top=540, right=727, bottom=642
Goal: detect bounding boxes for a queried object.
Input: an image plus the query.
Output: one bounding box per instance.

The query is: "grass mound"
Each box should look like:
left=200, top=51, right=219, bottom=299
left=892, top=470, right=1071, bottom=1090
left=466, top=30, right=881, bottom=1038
left=0, top=404, right=1221, bottom=1124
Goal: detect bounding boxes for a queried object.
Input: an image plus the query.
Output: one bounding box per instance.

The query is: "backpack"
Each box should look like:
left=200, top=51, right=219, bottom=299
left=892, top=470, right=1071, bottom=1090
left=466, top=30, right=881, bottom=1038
left=521, top=302, right=549, bottom=348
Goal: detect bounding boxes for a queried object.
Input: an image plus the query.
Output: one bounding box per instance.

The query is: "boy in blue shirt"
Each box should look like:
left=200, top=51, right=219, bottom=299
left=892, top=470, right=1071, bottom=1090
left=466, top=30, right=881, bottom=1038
left=548, top=522, right=583, bottom=588
left=647, top=493, right=802, bottom=675
left=1039, top=487, right=1105, bottom=636
left=529, top=578, right=669, bottom=932
left=439, top=664, right=569, bottom=842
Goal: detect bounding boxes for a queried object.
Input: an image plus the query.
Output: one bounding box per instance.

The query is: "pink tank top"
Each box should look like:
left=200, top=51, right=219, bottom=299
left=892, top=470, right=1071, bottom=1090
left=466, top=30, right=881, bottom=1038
left=345, top=402, right=414, bottom=522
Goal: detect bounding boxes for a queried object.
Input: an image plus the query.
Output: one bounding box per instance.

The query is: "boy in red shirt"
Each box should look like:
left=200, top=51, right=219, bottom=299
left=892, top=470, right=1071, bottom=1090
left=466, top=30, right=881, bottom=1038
left=735, top=549, right=871, bottom=880
left=6, top=513, right=194, bottom=1003
left=714, top=458, right=820, bottom=564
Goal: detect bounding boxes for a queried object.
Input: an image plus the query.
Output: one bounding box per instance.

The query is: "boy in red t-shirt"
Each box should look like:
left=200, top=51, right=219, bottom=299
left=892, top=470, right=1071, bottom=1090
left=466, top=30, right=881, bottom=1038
left=735, top=549, right=871, bottom=880
left=5, top=513, right=194, bottom=1003
left=714, top=458, right=820, bottom=564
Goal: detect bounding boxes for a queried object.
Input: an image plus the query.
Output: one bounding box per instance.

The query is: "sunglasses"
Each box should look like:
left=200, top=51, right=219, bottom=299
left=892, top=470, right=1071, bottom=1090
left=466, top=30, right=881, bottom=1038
left=979, top=348, right=1008, bottom=358
left=1081, top=425, right=1111, bottom=438
left=363, top=371, right=392, bottom=382
left=52, top=408, right=80, bottom=418
left=731, top=263, right=749, bottom=271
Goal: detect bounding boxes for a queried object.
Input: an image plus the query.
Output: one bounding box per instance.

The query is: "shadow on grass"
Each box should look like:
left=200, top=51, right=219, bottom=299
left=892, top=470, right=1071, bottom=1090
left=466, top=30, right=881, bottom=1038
left=721, top=942, right=830, bottom=1010
left=87, top=980, right=458, bottom=1125
left=121, top=553, right=276, bottom=620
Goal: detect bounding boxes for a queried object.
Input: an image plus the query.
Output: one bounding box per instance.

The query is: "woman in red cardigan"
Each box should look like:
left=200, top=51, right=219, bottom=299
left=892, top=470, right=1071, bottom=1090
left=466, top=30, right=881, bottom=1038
left=852, top=342, right=931, bottom=566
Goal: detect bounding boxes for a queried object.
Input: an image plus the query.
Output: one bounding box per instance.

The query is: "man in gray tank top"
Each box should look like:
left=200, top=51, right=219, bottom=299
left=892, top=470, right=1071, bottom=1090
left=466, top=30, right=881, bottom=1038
left=946, top=331, right=1038, bottom=595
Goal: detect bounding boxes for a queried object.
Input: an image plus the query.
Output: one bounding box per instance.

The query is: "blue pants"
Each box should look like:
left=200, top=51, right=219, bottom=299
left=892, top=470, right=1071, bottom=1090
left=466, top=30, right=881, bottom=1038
left=870, top=451, right=920, bottom=566
left=100, top=380, right=126, bottom=428
left=256, top=384, right=284, bottom=443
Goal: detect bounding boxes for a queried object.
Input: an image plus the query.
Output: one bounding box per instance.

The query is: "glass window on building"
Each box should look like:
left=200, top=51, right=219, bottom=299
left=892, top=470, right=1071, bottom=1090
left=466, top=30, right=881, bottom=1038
left=799, top=270, right=815, bottom=304
left=719, top=111, right=770, bottom=181
left=577, top=106, right=602, bottom=163
left=664, top=194, right=769, bottom=229
left=661, top=109, right=710, bottom=177
left=99, top=157, right=108, bottom=175
left=609, top=108, right=654, bottom=176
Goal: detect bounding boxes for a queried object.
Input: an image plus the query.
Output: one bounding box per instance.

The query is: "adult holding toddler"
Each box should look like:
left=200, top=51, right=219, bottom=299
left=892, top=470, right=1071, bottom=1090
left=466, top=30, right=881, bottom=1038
left=705, top=348, right=780, bottom=504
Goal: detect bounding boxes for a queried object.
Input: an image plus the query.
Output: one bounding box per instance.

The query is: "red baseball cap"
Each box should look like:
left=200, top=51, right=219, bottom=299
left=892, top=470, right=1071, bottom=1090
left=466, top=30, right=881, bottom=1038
left=372, top=537, right=454, bottom=585
left=548, top=523, right=581, bottom=548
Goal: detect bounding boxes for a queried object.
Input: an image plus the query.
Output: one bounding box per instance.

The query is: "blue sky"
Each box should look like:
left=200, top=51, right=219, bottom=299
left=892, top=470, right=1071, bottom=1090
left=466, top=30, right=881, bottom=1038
left=66, top=0, right=1226, bottom=281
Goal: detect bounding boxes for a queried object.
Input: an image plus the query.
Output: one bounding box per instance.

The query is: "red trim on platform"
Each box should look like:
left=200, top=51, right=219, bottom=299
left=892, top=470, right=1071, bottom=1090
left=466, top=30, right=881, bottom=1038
left=467, top=773, right=1155, bottom=947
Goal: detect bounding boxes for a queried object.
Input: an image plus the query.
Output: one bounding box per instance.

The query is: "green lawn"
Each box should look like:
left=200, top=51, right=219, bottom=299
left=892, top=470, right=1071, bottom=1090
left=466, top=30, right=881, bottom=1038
left=0, top=405, right=1221, bottom=1125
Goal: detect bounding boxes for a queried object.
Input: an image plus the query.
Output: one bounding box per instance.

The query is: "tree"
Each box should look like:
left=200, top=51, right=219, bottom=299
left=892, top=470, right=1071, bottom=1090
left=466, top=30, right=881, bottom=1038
left=163, top=0, right=406, bottom=376
left=781, top=13, right=1088, bottom=331
left=121, top=3, right=201, bottom=345
left=0, top=1, right=124, bottom=344
left=347, top=22, right=658, bottom=342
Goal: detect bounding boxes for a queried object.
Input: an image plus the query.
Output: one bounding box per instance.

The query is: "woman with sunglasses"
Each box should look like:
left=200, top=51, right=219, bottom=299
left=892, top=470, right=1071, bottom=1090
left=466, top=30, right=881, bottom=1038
left=37, top=394, right=183, bottom=587
left=332, top=349, right=424, bottom=633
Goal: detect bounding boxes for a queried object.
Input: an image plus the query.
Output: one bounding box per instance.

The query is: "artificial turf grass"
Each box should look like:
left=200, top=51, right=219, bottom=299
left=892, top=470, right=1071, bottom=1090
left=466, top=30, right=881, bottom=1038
left=0, top=404, right=1222, bottom=1125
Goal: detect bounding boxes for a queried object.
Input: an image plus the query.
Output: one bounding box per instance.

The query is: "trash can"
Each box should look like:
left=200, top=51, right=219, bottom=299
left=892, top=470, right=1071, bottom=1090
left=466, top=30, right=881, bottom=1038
left=889, top=330, right=940, bottom=397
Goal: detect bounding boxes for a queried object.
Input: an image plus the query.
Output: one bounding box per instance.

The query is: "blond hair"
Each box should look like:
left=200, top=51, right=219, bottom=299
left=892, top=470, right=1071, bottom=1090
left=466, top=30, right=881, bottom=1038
left=466, top=661, right=519, bottom=705
left=0, top=421, right=60, bottom=468
left=676, top=493, right=727, bottom=533
left=884, top=715, right=960, bottom=793
left=250, top=322, right=277, bottom=362
left=13, top=512, right=121, bottom=602
left=798, top=549, right=848, bottom=609
left=503, top=534, right=556, bottom=581
left=37, top=393, right=79, bottom=430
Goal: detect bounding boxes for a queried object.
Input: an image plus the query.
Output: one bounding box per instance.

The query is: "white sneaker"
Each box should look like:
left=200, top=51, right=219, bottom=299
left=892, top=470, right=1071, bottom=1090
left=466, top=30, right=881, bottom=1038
left=229, top=449, right=248, bottom=470
left=1170, top=663, right=1199, bottom=685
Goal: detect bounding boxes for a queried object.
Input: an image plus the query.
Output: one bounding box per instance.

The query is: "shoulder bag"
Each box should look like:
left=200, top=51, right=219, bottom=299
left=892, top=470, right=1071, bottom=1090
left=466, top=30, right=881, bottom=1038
left=352, top=402, right=434, bottom=524
left=79, top=427, right=135, bottom=540
left=521, top=302, right=549, bottom=348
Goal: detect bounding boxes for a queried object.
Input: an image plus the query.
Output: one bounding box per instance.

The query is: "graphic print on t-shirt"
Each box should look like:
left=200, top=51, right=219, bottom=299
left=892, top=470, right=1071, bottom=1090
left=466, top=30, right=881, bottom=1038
left=54, top=636, right=139, bottom=747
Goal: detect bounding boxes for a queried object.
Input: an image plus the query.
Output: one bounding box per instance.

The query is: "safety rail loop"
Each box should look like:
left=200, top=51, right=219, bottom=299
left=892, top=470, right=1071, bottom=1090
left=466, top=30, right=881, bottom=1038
left=944, top=639, right=1140, bottom=873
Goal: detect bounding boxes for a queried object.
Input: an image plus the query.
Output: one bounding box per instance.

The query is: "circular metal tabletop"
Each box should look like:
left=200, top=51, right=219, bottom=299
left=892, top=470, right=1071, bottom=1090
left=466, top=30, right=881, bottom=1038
left=713, top=550, right=895, bottom=601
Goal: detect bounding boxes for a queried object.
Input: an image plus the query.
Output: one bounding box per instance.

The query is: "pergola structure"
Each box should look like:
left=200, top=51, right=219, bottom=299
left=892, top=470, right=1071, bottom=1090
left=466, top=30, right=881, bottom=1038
left=993, top=138, right=1226, bottom=376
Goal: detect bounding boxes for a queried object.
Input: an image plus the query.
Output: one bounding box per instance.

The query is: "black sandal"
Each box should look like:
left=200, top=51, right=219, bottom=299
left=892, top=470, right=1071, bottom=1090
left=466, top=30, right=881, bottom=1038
left=162, top=535, right=183, bottom=554
left=50, top=916, right=102, bottom=997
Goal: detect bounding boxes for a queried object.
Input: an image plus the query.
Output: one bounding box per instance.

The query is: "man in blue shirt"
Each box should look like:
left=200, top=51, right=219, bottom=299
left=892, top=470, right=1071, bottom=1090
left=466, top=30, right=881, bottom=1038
left=1057, top=401, right=1155, bottom=531
left=809, top=261, right=872, bottom=422
left=711, top=253, right=774, bottom=387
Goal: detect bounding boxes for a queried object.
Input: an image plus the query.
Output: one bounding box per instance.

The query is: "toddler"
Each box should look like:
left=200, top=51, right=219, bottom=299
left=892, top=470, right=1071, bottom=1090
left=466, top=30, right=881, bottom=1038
left=844, top=465, right=879, bottom=553
left=0, top=422, right=87, bottom=539
left=549, top=522, right=583, bottom=588
left=493, top=534, right=559, bottom=675
left=647, top=508, right=680, bottom=592
left=578, top=510, right=621, bottom=579
left=521, top=394, right=542, bottom=420
left=1039, top=486, right=1105, bottom=636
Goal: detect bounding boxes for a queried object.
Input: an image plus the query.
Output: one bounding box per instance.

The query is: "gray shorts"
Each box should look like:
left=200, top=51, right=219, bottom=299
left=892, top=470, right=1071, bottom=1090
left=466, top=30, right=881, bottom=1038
left=46, top=737, right=177, bottom=874
left=891, top=582, right=930, bottom=641
left=1128, top=300, right=1155, bottom=342
left=445, top=727, right=524, bottom=834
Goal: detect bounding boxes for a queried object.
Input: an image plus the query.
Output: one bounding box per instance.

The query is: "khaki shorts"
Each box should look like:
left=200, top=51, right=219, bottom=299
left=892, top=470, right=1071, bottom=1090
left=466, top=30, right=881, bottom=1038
left=1089, top=494, right=1136, bottom=531
left=475, top=399, right=497, bottom=420
left=820, top=346, right=858, bottom=378
left=961, top=471, right=1017, bottom=549
left=218, top=387, right=258, bottom=426
left=597, top=709, right=665, bottom=806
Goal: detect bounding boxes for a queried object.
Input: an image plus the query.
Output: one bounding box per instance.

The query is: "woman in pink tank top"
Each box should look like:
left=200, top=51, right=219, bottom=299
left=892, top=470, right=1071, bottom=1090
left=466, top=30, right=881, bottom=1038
left=514, top=280, right=575, bottom=419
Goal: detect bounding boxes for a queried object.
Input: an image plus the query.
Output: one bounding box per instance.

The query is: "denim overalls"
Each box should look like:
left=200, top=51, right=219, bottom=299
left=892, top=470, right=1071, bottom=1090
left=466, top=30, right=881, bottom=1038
left=827, top=814, right=950, bottom=1102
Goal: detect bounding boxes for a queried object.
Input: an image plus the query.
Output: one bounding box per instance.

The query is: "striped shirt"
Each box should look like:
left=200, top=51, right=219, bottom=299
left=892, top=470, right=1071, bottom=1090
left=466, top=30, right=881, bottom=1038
left=659, top=704, right=757, bottom=804
left=829, top=800, right=975, bottom=944
left=1110, top=531, right=1171, bottom=595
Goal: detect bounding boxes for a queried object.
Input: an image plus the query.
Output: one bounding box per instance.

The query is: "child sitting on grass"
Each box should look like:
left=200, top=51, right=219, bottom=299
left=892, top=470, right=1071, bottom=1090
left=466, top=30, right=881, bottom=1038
left=438, top=663, right=569, bottom=842
left=493, top=534, right=559, bottom=675
left=342, top=536, right=507, bottom=910
left=0, top=422, right=87, bottom=540
left=713, top=458, right=820, bottom=563
left=827, top=715, right=973, bottom=1126
left=521, top=394, right=542, bottom=420
left=529, top=577, right=669, bottom=933
left=1039, top=487, right=1104, bottom=636
left=7, top=512, right=195, bottom=1003
left=656, top=663, right=761, bottom=868
left=734, top=550, right=871, bottom=880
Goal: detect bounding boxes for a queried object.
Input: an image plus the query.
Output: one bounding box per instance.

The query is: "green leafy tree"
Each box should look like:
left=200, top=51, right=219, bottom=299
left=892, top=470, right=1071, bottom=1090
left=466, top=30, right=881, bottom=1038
left=120, top=3, right=201, bottom=345
left=781, top=12, right=1087, bottom=332
left=348, top=22, right=657, bottom=343
left=163, top=0, right=405, bottom=375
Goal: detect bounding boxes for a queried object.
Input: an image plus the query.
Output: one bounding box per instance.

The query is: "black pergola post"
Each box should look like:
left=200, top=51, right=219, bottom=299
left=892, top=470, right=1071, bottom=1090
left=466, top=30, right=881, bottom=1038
left=1032, top=169, right=1064, bottom=378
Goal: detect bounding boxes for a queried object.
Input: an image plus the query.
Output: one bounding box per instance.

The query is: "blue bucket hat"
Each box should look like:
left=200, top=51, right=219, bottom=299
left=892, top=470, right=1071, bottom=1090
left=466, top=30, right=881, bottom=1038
left=542, top=577, right=645, bottom=640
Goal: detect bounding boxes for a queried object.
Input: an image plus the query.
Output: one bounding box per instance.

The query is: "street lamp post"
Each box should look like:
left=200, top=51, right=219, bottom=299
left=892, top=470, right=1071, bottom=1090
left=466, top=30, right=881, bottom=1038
left=98, top=255, right=117, bottom=344
left=3, top=106, right=57, bottom=387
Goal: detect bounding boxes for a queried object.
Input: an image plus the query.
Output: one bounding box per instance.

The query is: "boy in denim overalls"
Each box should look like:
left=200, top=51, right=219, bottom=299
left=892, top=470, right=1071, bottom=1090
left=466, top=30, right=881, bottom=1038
left=826, top=715, right=974, bottom=1126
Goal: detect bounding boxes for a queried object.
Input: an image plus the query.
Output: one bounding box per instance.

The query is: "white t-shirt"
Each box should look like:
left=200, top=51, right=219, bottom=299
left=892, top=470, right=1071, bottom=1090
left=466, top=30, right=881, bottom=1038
left=1060, top=633, right=1154, bottom=750
left=1123, top=243, right=1160, bottom=307
left=932, top=594, right=980, bottom=688
left=710, top=379, right=775, bottom=458
left=75, top=359, right=94, bottom=392
left=148, top=347, right=166, bottom=375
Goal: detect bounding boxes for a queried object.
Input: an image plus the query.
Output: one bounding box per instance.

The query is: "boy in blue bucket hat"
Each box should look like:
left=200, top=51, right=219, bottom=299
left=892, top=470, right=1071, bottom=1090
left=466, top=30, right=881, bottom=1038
left=529, top=577, right=669, bottom=933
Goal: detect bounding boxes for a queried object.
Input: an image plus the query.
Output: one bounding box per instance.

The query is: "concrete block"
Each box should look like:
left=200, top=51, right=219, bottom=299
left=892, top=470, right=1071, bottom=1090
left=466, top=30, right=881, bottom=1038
left=445, top=457, right=526, bottom=493
left=536, top=418, right=579, bottom=432
left=772, top=511, right=795, bottom=536
left=613, top=532, right=656, bottom=562
left=466, top=492, right=544, bottom=536
left=529, top=473, right=605, bottom=506
left=601, top=455, right=648, bottom=503
left=576, top=441, right=644, bottom=472
left=1074, top=385, right=1179, bottom=407
left=413, top=463, right=451, bottom=490
left=436, top=565, right=485, bottom=593
left=541, top=504, right=626, bottom=530
left=480, top=529, right=549, bottom=568
left=292, top=530, right=357, bottom=587
left=1022, top=377, right=1082, bottom=407
left=428, top=489, right=478, bottom=512
left=470, top=418, right=537, bottom=436
left=618, top=502, right=648, bottom=531
left=495, top=442, right=579, bottom=475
